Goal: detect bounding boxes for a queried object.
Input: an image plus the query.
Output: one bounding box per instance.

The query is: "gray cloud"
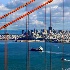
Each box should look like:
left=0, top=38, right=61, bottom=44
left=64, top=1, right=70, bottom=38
left=5, top=0, right=27, bottom=9
left=59, top=0, right=70, bottom=7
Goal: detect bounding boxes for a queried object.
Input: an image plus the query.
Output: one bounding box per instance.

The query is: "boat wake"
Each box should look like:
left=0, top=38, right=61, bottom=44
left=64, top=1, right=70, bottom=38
left=43, top=51, right=62, bottom=54
left=43, top=51, right=70, bottom=56
left=64, top=59, right=70, bottom=62
left=64, top=68, right=70, bottom=70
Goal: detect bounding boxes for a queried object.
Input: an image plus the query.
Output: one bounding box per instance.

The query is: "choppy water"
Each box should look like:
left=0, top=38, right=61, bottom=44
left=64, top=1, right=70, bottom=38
left=0, top=41, right=70, bottom=70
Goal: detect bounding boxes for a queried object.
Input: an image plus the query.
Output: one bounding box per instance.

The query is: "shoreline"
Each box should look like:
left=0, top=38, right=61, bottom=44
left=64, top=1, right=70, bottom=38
left=0, top=40, right=70, bottom=43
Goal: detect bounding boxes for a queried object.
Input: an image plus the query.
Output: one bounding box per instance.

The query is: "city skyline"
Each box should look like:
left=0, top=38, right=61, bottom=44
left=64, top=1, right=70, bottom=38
left=0, top=0, right=70, bottom=30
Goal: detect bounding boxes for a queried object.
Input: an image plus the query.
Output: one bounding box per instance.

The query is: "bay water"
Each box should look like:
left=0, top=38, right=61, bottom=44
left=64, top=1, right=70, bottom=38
left=0, top=41, right=70, bottom=70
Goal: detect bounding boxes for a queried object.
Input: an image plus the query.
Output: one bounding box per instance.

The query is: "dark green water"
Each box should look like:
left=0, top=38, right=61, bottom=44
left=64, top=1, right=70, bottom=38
left=0, top=42, right=70, bottom=70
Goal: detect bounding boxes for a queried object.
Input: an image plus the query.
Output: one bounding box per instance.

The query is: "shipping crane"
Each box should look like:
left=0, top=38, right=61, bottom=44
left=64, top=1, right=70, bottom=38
left=0, top=0, right=53, bottom=30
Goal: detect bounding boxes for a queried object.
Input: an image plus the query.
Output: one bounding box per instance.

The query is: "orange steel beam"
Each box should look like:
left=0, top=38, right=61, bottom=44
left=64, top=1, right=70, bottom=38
left=0, top=0, right=53, bottom=30
left=0, top=0, right=35, bottom=19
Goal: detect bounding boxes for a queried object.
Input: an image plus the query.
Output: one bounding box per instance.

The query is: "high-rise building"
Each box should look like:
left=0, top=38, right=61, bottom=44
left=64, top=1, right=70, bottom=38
left=22, top=30, right=24, bottom=35
left=49, top=8, right=52, bottom=33
left=28, top=30, right=31, bottom=36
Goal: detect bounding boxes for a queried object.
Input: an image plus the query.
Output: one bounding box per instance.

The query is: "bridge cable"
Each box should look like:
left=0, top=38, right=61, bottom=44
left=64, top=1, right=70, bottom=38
left=49, top=7, right=52, bottom=70
left=26, top=5, right=30, bottom=70
left=0, top=0, right=53, bottom=30
left=44, top=2, right=47, bottom=70
left=4, top=17, right=8, bottom=70
left=62, top=0, right=65, bottom=70
left=0, top=0, right=35, bottom=19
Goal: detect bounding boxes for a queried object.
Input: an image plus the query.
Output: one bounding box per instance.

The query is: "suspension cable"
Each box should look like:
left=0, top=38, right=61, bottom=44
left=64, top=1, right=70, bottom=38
left=26, top=5, right=30, bottom=70
left=44, top=2, right=47, bottom=70
left=0, top=0, right=53, bottom=30
left=49, top=7, right=52, bottom=70
left=27, top=14, right=30, bottom=70
left=0, top=0, right=35, bottom=19
left=26, top=5, right=28, bottom=70
left=62, top=0, right=64, bottom=70
left=4, top=17, right=8, bottom=70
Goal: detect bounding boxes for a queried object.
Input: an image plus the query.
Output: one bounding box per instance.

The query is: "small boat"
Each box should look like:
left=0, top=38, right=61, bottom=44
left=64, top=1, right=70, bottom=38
left=61, top=58, right=70, bottom=62
left=61, top=58, right=66, bottom=61
left=30, top=46, right=43, bottom=51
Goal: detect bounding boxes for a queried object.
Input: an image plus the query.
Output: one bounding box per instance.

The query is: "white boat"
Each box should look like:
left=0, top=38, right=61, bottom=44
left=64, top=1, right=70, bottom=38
left=38, top=46, right=43, bottom=51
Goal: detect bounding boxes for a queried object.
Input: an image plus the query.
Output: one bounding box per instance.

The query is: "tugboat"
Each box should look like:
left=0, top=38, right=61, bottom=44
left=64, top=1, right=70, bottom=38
left=30, top=46, right=43, bottom=52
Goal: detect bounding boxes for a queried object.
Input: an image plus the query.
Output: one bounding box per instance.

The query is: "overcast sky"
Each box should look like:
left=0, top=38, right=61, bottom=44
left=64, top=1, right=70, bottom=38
left=0, top=0, right=70, bottom=30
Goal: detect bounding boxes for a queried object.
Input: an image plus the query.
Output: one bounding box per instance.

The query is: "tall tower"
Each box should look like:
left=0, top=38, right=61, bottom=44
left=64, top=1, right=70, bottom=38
left=49, top=8, right=52, bottom=33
